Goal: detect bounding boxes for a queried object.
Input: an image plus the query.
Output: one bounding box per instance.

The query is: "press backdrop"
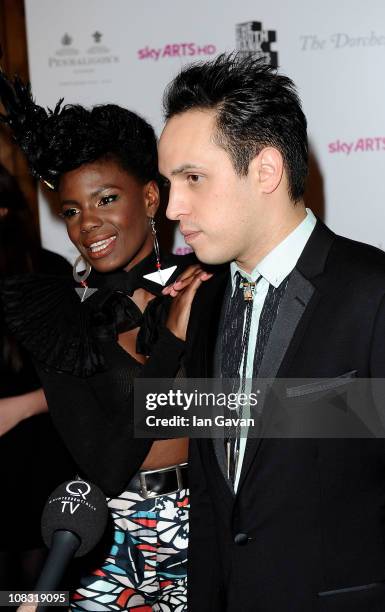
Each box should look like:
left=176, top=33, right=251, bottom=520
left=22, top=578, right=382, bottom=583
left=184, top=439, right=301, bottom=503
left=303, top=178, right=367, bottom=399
left=25, top=0, right=385, bottom=263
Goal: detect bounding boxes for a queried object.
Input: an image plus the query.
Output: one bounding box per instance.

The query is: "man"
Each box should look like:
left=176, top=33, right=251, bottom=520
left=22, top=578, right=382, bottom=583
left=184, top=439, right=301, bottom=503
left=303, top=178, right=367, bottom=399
left=159, top=54, right=385, bottom=611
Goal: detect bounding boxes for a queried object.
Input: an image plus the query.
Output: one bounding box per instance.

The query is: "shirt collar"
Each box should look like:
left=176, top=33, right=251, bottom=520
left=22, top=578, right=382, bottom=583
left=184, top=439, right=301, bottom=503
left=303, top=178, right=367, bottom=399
left=231, top=208, right=317, bottom=288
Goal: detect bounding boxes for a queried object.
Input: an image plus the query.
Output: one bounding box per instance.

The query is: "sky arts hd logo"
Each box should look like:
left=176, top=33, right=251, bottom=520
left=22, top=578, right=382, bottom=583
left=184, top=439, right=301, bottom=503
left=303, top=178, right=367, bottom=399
left=137, top=43, right=216, bottom=61
left=236, top=21, right=278, bottom=67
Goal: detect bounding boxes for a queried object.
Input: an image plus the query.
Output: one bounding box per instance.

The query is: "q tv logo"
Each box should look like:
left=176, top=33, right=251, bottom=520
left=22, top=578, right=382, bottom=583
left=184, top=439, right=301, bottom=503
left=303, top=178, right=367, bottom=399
left=66, top=480, right=91, bottom=500
left=61, top=480, right=91, bottom=514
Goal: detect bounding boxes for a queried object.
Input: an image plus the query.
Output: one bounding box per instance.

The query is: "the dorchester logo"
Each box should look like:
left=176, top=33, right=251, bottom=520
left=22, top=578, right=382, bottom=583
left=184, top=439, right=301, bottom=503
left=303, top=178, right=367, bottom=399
left=301, top=31, right=385, bottom=51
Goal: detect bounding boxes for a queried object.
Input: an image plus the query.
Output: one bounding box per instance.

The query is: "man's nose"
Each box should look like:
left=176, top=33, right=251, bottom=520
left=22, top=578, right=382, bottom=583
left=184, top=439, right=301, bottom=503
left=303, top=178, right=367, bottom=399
left=166, top=185, right=190, bottom=221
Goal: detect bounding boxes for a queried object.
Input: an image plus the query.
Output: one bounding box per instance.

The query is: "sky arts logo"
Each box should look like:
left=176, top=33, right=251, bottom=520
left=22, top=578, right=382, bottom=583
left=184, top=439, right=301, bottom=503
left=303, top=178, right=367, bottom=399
left=329, top=137, right=385, bottom=155
left=138, top=43, right=216, bottom=61
left=236, top=21, right=278, bottom=67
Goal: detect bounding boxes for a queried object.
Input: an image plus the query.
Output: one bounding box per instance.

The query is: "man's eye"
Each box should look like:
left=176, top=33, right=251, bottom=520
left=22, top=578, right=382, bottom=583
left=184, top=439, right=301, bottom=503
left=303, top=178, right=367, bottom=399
left=161, top=177, right=170, bottom=188
left=187, top=174, right=202, bottom=184
left=61, top=208, right=79, bottom=218
left=99, top=194, right=118, bottom=206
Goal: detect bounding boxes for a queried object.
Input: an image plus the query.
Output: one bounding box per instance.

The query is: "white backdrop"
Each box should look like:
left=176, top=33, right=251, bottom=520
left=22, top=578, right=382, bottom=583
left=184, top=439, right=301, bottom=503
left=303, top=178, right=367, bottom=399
left=25, top=0, right=385, bottom=263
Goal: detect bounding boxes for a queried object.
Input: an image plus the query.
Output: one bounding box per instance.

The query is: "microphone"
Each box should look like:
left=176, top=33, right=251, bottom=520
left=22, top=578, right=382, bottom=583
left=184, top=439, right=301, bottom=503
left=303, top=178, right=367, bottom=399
left=35, top=478, right=108, bottom=610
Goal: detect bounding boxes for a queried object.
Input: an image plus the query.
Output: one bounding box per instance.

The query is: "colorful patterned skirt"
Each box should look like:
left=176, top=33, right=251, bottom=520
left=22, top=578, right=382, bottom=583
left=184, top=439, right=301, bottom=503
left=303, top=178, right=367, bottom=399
left=70, top=487, right=189, bottom=611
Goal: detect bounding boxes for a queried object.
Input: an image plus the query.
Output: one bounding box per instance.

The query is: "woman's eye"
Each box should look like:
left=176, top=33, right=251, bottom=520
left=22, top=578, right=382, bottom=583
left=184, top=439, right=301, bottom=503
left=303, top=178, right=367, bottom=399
left=99, top=194, right=118, bottom=206
left=61, top=208, right=79, bottom=218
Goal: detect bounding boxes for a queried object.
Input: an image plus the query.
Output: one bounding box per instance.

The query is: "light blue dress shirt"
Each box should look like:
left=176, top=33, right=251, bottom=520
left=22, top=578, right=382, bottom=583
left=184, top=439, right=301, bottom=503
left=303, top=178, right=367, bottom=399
left=229, top=208, right=317, bottom=491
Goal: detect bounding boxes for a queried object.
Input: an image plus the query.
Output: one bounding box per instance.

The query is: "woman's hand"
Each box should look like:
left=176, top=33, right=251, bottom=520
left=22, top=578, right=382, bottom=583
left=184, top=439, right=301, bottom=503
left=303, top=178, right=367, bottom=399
left=163, top=264, right=213, bottom=341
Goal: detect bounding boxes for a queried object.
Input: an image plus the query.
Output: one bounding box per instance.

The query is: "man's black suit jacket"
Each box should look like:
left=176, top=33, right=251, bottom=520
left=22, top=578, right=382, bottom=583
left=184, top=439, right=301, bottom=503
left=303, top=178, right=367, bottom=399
left=184, top=220, right=385, bottom=612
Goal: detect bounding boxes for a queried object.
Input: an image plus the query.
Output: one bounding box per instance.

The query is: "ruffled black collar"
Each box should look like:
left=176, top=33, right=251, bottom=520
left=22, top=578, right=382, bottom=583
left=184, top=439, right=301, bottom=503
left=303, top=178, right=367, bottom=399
left=1, top=251, right=195, bottom=377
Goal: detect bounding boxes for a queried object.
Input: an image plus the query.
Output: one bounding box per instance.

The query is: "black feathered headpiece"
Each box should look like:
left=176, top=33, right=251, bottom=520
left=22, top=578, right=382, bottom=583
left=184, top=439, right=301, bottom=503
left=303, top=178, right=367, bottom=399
left=0, top=71, right=159, bottom=191
left=0, top=71, right=63, bottom=189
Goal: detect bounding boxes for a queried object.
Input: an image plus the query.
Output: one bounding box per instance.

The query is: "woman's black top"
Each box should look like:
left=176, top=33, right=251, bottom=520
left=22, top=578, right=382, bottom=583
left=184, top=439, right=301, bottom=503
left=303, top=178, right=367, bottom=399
left=1, top=252, right=194, bottom=497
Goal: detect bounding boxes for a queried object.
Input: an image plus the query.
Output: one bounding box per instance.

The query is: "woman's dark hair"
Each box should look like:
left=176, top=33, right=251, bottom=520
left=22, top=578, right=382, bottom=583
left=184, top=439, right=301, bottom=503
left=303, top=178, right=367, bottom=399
left=0, top=74, right=159, bottom=190
left=163, top=53, right=308, bottom=202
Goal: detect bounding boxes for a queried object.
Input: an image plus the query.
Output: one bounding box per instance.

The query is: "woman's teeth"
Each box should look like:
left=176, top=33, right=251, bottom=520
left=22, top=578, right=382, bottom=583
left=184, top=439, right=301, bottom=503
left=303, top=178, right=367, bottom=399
left=89, top=236, right=116, bottom=253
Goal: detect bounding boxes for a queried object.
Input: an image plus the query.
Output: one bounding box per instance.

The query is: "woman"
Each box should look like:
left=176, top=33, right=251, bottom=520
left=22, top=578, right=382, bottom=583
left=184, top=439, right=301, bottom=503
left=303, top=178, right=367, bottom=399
left=0, top=75, right=210, bottom=610
left=0, top=162, right=75, bottom=595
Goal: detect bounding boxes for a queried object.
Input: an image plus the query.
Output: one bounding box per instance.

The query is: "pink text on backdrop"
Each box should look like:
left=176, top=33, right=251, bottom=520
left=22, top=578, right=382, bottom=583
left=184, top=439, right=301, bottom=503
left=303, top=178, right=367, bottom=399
left=329, top=138, right=385, bottom=155
left=138, top=43, right=216, bottom=61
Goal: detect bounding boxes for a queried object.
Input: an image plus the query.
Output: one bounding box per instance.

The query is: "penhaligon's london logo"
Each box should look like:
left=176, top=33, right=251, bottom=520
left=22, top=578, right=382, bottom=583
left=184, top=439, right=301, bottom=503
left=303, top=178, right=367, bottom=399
left=49, top=32, right=119, bottom=70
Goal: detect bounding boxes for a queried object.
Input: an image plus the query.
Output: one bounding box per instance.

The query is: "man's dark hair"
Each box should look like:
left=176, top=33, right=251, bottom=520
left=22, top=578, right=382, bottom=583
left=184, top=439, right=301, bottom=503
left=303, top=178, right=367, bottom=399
left=163, top=53, right=308, bottom=202
left=0, top=74, right=158, bottom=190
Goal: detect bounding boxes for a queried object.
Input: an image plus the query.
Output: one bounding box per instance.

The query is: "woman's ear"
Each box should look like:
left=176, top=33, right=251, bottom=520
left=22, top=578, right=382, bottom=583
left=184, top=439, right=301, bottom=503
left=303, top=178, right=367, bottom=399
left=144, top=181, right=160, bottom=217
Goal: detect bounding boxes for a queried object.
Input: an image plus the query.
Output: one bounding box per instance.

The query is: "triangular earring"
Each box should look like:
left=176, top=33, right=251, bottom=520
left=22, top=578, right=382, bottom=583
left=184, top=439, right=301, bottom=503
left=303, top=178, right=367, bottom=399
left=144, top=217, right=177, bottom=286
left=143, top=265, right=177, bottom=286
left=73, top=254, right=98, bottom=302
left=75, top=286, right=98, bottom=302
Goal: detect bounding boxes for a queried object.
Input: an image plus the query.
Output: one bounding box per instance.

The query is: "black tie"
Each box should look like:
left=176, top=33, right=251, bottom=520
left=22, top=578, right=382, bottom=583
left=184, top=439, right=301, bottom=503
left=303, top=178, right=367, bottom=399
left=221, top=271, right=260, bottom=382
left=221, top=271, right=289, bottom=483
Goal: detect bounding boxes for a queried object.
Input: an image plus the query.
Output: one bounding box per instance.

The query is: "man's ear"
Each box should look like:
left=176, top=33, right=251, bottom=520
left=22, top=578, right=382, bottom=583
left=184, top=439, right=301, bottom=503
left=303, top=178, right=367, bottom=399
left=251, top=147, right=284, bottom=195
left=0, top=207, right=8, bottom=219
left=144, top=180, right=160, bottom=217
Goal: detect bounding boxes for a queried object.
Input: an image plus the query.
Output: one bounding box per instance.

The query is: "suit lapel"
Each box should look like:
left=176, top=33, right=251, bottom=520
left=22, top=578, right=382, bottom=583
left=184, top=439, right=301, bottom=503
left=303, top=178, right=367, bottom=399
left=257, top=269, right=316, bottom=380
left=236, top=220, right=335, bottom=494
left=212, top=271, right=316, bottom=492
left=236, top=269, right=316, bottom=493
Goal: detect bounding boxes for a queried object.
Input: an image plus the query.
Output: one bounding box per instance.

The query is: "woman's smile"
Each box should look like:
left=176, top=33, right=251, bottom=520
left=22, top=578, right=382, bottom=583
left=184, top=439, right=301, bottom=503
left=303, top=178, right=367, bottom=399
left=86, top=234, right=117, bottom=258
